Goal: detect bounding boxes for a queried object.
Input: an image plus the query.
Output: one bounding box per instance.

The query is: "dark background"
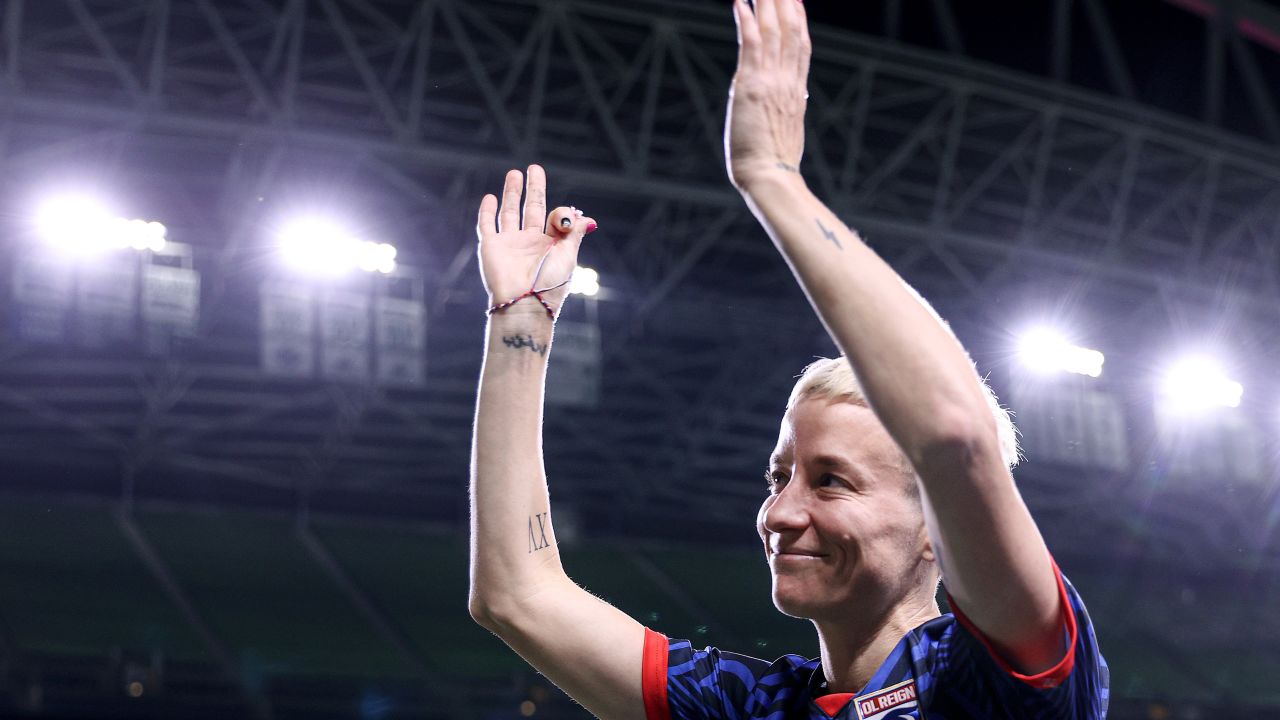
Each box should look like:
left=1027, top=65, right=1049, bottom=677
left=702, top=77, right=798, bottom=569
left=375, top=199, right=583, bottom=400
left=0, top=0, right=1278, bottom=718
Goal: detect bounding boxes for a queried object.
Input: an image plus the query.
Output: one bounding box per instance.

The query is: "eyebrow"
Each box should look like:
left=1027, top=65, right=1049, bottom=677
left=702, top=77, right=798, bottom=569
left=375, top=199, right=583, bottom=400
left=815, top=455, right=856, bottom=471
left=767, top=454, right=856, bottom=472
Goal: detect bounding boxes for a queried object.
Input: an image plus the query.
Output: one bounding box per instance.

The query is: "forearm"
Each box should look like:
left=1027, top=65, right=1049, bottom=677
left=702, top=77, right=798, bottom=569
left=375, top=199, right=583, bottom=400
left=741, top=171, right=998, bottom=464
left=469, top=312, right=568, bottom=622
left=744, top=171, right=1063, bottom=665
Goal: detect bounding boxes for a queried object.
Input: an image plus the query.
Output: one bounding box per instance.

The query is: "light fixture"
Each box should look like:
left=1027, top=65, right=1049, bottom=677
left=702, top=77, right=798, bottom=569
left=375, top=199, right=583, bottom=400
left=277, top=217, right=396, bottom=275
left=568, top=266, right=599, bottom=297
left=34, top=195, right=167, bottom=256
left=1159, top=356, right=1243, bottom=412
left=1016, top=328, right=1104, bottom=378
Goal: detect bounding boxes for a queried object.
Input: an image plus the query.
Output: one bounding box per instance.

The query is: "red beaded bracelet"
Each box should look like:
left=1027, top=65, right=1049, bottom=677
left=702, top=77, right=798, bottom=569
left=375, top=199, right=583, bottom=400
left=486, top=243, right=574, bottom=321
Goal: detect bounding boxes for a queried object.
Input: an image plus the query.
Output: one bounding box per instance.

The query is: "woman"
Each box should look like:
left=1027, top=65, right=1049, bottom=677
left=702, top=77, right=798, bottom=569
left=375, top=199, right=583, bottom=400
left=468, top=1, right=1108, bottom=717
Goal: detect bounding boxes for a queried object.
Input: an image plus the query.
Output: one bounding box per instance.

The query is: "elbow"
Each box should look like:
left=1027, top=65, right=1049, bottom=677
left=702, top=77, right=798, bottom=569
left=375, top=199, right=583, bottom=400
left=909, top=409, right=1005, bottom=483
left=468, top=596, right=495, bottom=629
left=468, top=590, right=521, bottom=634
left=468, top=591, right=506, bottom=631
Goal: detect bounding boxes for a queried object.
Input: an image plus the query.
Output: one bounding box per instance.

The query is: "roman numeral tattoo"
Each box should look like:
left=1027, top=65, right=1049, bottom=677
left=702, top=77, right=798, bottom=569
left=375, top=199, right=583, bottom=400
left=528, top=512, right=552, bottom=553
left=815, top=218, right=843, bottom=250
left=503, top=334, right=548, bottom=357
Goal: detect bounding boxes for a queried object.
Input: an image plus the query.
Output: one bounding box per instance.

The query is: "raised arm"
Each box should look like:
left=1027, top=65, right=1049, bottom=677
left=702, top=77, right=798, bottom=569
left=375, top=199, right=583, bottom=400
left=469, top=166, right=647, bottom=720
left=726, top=0, right=1063, bottom=673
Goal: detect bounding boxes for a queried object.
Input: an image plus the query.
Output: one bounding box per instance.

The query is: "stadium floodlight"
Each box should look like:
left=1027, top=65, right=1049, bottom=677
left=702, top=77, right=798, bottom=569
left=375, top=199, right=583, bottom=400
left=1016, top=328, right=1105, bottom=378
left=36, top=195, right=113, bottom=253
left=568, top=266, right=599, bottom=297
left=278, top=217, right=397, bottom=275
left=1159, top=356, right=1243, bottom=412
left=35, top=195, right=167, bottom=255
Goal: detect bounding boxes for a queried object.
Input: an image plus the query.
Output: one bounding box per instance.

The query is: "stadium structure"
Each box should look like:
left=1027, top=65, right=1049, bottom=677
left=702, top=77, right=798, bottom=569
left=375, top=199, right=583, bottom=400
left=0, top=0, right=1278, bottom=718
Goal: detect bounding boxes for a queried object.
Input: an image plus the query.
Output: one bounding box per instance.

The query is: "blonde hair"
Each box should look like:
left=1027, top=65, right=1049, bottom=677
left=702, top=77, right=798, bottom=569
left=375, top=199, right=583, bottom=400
left=786, top=356, right=1020, bottom=471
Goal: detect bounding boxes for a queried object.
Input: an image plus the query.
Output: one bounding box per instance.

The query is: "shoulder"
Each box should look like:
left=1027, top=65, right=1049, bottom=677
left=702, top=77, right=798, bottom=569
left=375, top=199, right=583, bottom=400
left=666, top=634, right=815, bottom=687
left=926, top=570, right=1109, bottom=718
left=656, top=632, right=819, bottom=718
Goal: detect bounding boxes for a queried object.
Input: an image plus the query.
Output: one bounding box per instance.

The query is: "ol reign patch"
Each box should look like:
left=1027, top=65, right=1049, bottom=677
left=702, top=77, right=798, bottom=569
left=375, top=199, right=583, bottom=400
left=854, top=679, right=918, bottom=720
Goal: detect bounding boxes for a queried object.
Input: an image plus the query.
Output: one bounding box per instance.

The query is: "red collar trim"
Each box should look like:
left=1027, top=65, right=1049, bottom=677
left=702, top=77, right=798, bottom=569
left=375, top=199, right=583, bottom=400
left=814, top=692, right=855, bottom=717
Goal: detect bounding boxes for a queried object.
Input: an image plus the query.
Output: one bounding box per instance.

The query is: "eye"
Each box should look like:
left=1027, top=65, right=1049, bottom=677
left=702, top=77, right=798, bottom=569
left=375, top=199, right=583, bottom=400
left=817, top=474, right=845, bottom=489
left=764, top=470, right=787, bottom=494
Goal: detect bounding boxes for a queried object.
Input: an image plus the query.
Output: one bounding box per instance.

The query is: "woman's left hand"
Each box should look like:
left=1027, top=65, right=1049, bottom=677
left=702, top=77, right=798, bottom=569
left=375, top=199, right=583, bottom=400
left=726, top=0, right=813, bottom=193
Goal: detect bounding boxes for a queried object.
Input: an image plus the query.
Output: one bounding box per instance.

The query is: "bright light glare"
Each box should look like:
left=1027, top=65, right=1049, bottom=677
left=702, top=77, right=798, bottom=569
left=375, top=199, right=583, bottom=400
left=1160, top=356, right=1243, bottom=412
left=278, top=218, right=396, bottom=275
left=1016, top=328, right=1105, bottom=378
left=568, top=266, right=599, bottom=297
left=36, top=196, right=113, bottom=251
left=35, top=196, right=166, bottom=255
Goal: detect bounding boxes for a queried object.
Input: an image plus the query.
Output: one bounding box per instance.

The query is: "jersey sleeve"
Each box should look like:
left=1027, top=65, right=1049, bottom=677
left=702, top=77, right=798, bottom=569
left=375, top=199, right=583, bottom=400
left=641, top=628, right=776, bottom=720
left=941, top=560, right=1110, bottom=718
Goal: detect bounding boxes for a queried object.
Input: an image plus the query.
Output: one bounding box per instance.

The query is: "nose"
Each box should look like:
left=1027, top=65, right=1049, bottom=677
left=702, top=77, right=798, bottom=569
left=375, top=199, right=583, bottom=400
left=759, top=476, right=810, bottom=537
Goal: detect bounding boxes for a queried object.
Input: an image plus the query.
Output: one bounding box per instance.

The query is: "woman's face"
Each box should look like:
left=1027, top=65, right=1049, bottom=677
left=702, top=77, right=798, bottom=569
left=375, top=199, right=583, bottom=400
left=757, top=397, right=933, bottom=622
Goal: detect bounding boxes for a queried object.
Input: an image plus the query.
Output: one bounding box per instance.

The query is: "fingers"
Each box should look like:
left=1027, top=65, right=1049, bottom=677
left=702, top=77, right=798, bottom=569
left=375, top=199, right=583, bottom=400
left=547, top=206, right=599, bottom=247
left=477, top=193, right=498, bottom=243
left=797, top=2, right=812, bottom=83
left=522, top=164, right=548, bottom=233
left=570, top=214, right=599, bottom=249
left=738, top=0, right=808, bottom=82
left=754, top=0, right=782, bottom=66
left=498, top=169, right=523, bottom=233
left=547, top=206, right=575, bottom=236
left=774, top=0, right=804, bottom=77
left=565, top=212, right=599, bottom=252
left=546, top=206, right=583, bottom=236
left=733, top=0, right=762, bottom=71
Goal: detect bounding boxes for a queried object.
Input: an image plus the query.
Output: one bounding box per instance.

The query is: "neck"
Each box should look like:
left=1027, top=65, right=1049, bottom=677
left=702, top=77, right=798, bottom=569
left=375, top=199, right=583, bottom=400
left=813, top=587, right=941, bottom=694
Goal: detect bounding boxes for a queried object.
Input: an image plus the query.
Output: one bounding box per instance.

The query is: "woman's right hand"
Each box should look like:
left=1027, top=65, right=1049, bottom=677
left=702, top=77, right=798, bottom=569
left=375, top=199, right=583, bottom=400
left=477, top=164, right=597, bottom=319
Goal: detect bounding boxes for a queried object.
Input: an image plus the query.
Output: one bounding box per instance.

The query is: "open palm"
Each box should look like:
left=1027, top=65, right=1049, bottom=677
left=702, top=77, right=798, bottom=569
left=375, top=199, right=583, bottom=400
left=477, top=165, right=596, bottom=319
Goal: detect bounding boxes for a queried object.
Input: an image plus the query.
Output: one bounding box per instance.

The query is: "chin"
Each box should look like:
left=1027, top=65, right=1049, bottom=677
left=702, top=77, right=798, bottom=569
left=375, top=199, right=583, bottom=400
left=771, top=577, right=824, bottom=620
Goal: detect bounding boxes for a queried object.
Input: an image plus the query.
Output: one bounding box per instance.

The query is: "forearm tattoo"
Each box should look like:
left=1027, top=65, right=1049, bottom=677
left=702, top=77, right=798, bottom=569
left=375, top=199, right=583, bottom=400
left=528, top=512, right=552, bottom=553
left=776, top=161, right=800, bottom=173
left=815, top=218, right=843, bottom=250
left=502, top=334, right=548, bottom=357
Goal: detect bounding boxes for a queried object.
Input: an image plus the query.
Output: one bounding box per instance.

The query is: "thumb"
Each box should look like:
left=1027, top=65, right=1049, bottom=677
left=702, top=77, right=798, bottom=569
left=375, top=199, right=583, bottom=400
left=570, top=214, right=599, bottom=249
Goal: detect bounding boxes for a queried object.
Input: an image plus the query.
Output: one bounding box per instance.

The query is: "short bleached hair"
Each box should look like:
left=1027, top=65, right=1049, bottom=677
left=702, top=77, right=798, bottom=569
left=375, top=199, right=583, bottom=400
left=785, top=356, right=1020, bottom=471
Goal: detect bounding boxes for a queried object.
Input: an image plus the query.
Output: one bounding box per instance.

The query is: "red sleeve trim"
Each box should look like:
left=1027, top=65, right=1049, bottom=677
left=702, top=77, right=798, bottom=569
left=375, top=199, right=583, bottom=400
left=641, top=627, right=672, bottom=720
left=946, top=556, right=1078, bottom=690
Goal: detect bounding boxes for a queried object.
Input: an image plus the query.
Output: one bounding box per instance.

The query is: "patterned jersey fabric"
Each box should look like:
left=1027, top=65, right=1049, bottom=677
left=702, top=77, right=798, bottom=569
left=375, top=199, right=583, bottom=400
left=641, top=564, right=1109, bottom=720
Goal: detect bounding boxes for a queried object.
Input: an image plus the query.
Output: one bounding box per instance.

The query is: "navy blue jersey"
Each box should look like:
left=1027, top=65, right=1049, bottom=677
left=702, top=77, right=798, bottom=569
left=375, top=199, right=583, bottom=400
left=641, top=563, right=1108, bottom=720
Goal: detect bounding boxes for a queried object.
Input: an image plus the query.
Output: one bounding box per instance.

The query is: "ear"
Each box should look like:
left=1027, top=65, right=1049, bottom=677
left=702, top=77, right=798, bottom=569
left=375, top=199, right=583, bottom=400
left=918, top=520, right=937, bottom=563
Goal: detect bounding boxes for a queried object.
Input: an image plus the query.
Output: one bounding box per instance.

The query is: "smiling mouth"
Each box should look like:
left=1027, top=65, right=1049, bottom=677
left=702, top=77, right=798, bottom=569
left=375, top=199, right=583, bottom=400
left=771, top=552, right=826, bottom=559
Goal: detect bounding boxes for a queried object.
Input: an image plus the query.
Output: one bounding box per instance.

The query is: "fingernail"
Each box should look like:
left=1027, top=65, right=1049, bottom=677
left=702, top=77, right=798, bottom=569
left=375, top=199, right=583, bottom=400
left=586, top=222, right=599, bottom=234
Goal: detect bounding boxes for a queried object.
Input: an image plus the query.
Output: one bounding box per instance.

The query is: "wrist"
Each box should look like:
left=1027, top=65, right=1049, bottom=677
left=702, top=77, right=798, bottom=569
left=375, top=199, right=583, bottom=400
left=486, top=290, right=563, bottom=322
left=735, top=163, right=809, bottom=197
left=486, top=317, right=553, bottom=364
left=486, top=309, right=555, bottom=332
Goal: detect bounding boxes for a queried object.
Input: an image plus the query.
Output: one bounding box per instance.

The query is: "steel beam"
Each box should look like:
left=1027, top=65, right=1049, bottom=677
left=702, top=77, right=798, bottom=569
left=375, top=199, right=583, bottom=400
left=114, top=506, right=274, bottom=720
left=294, top=520, right=477, bottom=720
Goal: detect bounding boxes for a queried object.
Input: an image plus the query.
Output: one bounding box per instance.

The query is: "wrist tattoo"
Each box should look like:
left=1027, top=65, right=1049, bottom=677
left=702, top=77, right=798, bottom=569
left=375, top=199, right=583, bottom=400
left=776, top=161, right=800, bottom=173
left=502, top=334, right=548, bottom=357
left=528, top=512, right=552, bottom=553
left=815, top=218, right=843, bottom=250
